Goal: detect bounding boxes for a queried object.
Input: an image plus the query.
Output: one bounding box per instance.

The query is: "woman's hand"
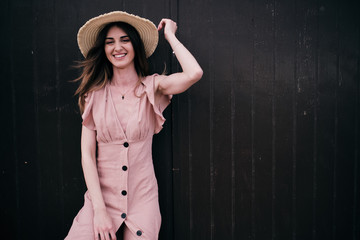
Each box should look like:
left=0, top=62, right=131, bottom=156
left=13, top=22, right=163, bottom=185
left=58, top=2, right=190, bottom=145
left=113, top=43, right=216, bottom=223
left=93, top=209, right=117, bottom=240
left=157, top=18, right=177, bottom=40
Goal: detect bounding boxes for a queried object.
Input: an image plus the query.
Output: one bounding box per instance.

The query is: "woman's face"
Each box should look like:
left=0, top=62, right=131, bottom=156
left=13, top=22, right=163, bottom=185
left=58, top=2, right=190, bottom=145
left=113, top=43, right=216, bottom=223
left=104, top=26, right=135, bottom=70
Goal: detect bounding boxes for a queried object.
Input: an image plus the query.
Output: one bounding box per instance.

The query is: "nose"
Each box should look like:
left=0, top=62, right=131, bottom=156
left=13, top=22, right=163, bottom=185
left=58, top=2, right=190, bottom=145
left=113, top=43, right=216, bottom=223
left=114, top=41, right=123, bottom=51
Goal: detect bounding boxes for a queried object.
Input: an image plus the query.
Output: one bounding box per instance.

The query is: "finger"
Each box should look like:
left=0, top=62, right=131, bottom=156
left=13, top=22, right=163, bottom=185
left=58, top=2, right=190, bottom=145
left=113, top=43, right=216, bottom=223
left=102, top=232, right=107, bottom=240
left=94, top=231, right=100, bottom=240
left=110, top=231, right=117, bottom=240
left=104, top=232, right=111, bottom=240
left=157, top=19, right=166, bottom=31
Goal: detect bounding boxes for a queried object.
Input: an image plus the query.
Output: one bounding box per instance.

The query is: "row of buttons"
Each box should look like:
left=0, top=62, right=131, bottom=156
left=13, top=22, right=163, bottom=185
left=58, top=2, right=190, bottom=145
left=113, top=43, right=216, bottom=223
left=122, top=143, right=128, bottom=198
left=122, top=141, right=142, bottom=236
left=121, top=140, right=129, bottom=219
left=122, top=162, right=128, bottom=195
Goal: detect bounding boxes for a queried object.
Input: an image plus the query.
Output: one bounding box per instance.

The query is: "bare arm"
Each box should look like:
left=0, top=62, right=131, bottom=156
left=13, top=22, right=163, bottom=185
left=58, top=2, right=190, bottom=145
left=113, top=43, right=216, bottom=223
left=81, top=113, right=116, bottom=240
left=155, top=19, right=203, bottom=95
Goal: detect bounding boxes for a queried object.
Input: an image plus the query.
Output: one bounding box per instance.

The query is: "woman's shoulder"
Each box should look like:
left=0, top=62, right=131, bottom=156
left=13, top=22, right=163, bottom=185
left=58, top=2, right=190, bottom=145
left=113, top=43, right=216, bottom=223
left=84, top=84, right=107, bottom=102
left=142, top=73, right=168, bottom=87
left=142, top=73, right=158, bottom=83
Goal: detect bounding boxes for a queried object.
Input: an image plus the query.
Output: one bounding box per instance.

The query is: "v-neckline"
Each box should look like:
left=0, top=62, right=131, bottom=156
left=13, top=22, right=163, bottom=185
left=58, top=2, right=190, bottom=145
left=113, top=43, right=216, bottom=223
left=107, top=83, right=131, bottom=140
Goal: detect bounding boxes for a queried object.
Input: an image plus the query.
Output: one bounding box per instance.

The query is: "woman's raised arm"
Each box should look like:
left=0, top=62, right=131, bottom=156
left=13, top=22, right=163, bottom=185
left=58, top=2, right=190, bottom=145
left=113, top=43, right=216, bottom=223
left=155, top=18, right=203, bottom=95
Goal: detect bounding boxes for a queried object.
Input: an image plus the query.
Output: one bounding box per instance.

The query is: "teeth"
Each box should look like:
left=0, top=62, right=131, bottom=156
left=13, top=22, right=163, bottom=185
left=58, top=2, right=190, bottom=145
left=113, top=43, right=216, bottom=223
left=114, top=54, right=126, bottom=58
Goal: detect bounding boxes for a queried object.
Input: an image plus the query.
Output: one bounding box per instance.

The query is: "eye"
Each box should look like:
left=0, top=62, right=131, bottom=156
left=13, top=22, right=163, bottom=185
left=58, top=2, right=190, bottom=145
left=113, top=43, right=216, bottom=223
left=105, top=40, right=114, bottom=45
left=120, top=36, right=130, bottom=43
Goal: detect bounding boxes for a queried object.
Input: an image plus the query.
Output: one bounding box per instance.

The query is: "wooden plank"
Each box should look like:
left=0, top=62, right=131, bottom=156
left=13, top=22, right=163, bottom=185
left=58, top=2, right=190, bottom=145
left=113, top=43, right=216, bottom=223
left=294, top=0, right=318, bottom=239
left=210, top=0, right=235, bottom=239
left=0, top=0, right=18, bottom=238
left=355, top=4, right=360, bottom=238
left=273, top=0, right=297, bottom=239
left=229, top=1, right=255, bottom=239
left=171, top=0, right=193, bottom=239
left=252, top=0, right=275, bottom=239
left=316, top=1, right=338, bottom=239
left=233, top=0, right=255, bottom=239
left=172, top=89, right=191, bottom=240
left=334, top=1, right=358, bottom=239
left=171, top=3, right=191, bottom=239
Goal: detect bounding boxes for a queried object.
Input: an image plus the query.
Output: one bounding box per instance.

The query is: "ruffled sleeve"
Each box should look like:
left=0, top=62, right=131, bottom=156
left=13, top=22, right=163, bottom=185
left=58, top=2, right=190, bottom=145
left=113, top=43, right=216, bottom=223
left=142, top=74, right=172, bottom=134
left=81, top=91, right=96, bottom=130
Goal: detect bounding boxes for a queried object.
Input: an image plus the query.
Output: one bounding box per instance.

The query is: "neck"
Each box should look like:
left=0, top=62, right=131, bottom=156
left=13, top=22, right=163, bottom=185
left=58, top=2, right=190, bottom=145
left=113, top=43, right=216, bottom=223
left=111, top=65, right=139, bottom=87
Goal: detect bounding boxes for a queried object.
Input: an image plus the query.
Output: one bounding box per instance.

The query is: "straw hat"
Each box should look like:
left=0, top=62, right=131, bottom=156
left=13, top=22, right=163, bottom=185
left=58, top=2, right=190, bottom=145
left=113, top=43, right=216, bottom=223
left=77, top=11, right=158, bottom=58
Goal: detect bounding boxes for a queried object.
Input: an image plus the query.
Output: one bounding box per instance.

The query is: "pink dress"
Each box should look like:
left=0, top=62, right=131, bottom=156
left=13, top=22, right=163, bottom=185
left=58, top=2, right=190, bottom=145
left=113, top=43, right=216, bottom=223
left=65, top=74, right=171, bottom=240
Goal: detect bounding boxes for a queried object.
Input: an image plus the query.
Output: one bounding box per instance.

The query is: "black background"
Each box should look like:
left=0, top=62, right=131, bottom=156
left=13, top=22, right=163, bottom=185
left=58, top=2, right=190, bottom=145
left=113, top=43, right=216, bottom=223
left=1, top=0, right=359, bottom=239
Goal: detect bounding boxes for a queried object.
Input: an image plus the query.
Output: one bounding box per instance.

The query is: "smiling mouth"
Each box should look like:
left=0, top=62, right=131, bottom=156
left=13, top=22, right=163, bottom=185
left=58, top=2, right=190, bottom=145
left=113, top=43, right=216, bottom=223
left=114, top=53, right=127, bottom=59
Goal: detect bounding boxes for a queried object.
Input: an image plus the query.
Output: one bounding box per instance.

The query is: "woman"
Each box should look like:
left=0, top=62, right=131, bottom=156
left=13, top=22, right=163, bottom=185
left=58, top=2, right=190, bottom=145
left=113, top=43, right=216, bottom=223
left=65, top=11, right=202, bottom=240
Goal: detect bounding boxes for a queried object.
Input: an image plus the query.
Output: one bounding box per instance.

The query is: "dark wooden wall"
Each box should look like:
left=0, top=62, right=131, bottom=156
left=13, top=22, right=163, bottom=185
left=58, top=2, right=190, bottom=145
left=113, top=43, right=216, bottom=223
left=1, top=0, right=359, bottom=239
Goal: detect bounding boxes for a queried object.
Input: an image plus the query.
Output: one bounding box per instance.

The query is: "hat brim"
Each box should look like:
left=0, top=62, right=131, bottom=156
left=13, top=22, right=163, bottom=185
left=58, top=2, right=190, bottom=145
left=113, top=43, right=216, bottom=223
left=77, top=11, right=158, bottom=58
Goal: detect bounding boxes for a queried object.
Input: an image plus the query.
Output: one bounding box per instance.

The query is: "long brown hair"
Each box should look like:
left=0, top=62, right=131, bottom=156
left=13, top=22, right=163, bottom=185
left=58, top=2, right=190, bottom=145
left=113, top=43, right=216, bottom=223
left=74, top=22, right=149, bottom=113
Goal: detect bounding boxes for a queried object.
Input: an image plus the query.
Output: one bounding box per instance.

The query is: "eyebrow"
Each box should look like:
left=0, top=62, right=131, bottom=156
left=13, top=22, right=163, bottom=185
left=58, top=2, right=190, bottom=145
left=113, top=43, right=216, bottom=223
left=105, top=35, right=129, bottom=40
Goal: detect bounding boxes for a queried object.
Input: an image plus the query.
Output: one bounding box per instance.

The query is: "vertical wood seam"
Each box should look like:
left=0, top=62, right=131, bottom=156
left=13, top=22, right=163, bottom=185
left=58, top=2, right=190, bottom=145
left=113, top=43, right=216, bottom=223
left=231, top=1, right=236, bottom=239
left=9, top=0, right=20, bottom=236
left=292, top=0, right=298, bottom=239
left=352, top=9, right=360, bottom=240
left=54, top=0, right=65, bottom=232
left=32, top=0, right=43, bottom=238
left=312, top=1, right=320, bottom=239
left=251, top=0, right=256, bottom=239
left=170, top=0, right=179, bottom=238
left=188, top=93, right=193, bottom=240
left=272, top=1, right=277, bottom=239
left=333, top=0, right=339, bottom=238
left=208, top=2, right=215, bottom=238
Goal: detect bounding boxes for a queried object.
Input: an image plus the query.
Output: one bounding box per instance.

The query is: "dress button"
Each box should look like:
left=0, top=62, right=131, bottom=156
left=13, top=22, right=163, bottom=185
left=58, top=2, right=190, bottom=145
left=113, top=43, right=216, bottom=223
left=121, top=190, right=127, bottom=196
left=123, top=142, right=129, bottom=148
left=136, top=230, right=142, bottom=236
left=121, top=213, right=126, bottom=219
left=122, top=165, right=128, bottom=171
